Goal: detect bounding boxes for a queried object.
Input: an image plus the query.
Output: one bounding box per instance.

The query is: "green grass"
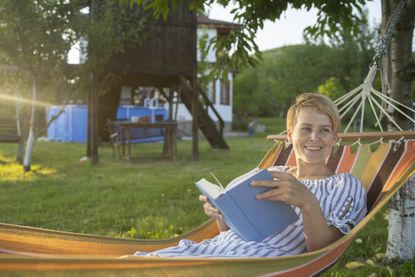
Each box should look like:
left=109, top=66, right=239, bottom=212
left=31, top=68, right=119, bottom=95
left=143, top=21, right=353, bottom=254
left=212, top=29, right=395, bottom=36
left=257, top=116, right=286, bottom=134
left=0, top=122, right=413, bottom=276
left=0, top=135, right=273, bottom=238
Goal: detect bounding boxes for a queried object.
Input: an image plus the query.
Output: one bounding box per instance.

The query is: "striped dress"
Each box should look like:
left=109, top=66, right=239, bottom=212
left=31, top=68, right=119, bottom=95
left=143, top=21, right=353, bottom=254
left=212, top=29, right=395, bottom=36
left=134, top=171, right=367, bottom=258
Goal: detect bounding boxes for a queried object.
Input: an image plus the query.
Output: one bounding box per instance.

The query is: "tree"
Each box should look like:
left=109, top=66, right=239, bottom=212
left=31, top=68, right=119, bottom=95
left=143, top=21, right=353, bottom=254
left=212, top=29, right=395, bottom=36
left=140, top=0, right=415, bottom=262
left=233, top=41, right=374, bottom=121
left=76, top=0, right=146, bottom=165
left=0, top=0, right=82, bottom=171
left=234, top=45, right=344, bottom=117
left=380, top=0, right=415, bottom=262
left=0, top=1, right=148, bottom=167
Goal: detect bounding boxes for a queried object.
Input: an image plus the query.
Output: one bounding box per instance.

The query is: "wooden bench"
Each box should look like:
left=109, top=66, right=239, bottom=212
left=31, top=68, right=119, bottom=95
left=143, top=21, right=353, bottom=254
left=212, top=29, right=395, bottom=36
left=107, top=119, right=177, bottom=161
left=0, top=117, right=23, bottom=163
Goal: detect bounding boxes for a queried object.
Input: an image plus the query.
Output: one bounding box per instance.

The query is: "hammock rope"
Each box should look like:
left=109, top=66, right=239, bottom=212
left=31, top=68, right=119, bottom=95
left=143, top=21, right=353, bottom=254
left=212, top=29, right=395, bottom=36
left=330, top=0, right=414, bottom=134
left=371, top=0, right=407, bottom=67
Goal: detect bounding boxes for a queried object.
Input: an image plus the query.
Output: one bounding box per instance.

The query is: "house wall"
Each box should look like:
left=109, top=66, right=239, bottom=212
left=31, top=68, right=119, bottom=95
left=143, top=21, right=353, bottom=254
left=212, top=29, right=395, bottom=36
left=197, top=28, right=217, bottom=63
left=172, top=25, right=234, bottom=134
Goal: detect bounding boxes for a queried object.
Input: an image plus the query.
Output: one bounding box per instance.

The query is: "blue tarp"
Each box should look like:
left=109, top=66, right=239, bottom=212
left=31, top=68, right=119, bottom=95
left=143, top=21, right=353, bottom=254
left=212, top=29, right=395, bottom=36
left=46, top=105, right=168, bottom=143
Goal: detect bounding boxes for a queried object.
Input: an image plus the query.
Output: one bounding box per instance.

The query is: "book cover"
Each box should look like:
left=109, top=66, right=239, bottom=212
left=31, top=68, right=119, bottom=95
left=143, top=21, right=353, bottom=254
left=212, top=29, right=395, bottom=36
left=195, top=168, right=299, bottom=241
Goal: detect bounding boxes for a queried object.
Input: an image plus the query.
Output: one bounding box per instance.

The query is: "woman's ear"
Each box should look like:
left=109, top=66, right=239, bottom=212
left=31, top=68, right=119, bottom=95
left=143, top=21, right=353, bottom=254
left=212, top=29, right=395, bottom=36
left=287, top=130, right=293, bottom=144
left=333, top=133, right=339, bottom=144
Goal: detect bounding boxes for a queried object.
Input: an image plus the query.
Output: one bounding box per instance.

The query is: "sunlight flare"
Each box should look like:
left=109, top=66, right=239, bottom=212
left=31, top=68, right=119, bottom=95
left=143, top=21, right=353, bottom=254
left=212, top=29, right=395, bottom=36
left=0, top=154, right=57, bottom=181
left=0, top=93, right=54, bottom=108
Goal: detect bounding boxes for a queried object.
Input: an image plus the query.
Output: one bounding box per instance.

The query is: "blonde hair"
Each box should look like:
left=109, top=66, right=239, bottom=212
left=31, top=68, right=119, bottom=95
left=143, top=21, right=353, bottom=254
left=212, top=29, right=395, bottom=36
left=286, top=93, right=340, bottom=134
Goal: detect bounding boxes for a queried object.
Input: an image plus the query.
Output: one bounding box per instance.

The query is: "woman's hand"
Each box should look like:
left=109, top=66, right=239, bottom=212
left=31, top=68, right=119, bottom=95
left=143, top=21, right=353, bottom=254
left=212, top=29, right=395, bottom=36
left=252, top=171, right=317, bottom=210
left=252, top=170, right=342, bottom=251
left=199, top=195, right=229, bottom=232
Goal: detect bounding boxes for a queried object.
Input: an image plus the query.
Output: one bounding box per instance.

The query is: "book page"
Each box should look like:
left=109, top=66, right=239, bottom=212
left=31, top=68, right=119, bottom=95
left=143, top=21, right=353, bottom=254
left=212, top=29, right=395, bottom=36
left=195, top=178, right=224, bottom=200
left=209, top=172, right=224, bottom=190
left=225, top=167, right=261, bottom=191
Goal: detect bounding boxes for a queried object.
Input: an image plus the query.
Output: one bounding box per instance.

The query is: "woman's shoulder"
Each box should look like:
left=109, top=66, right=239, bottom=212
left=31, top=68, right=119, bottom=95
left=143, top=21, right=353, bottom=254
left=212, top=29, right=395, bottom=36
left=332, top=172, right=361, bottom=182
left=268, top=165, right=290, bottom=172
left=331, top=173, right=365, bottom=191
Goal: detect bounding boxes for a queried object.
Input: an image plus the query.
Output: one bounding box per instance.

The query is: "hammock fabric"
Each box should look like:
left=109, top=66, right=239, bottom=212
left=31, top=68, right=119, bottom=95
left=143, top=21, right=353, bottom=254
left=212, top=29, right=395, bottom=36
left=1, top=132, right=415, bottom=276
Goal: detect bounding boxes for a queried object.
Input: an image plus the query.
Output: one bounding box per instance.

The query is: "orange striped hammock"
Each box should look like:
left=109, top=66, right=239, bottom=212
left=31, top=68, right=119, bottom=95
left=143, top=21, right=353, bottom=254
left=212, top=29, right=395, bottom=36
left=1, top=131, right=415, bottom=276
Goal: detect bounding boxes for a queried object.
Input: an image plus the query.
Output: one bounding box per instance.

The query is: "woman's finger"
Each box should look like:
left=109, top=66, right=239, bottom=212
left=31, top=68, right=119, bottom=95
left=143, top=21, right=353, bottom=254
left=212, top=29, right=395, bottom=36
left=256, top=189, right=284, bottom=200
left=204, top=203, right=222, bottom=218
left=268, top=170, right=295, bottom=180
left=199, top=195, right=208, bottom=202
left=251, top=179, right=280, bottom=187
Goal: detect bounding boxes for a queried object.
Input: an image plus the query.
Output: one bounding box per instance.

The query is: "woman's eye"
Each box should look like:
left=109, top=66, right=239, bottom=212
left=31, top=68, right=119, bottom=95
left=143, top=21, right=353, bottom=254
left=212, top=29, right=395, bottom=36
left=320, top=128, right=331, bottom=133
left=301, top=127, right=311, bottom=132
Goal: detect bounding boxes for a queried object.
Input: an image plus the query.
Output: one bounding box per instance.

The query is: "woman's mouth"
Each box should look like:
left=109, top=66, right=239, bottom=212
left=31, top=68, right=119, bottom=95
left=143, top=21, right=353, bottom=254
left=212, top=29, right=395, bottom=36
left=304, top=146, right=323, bottom=151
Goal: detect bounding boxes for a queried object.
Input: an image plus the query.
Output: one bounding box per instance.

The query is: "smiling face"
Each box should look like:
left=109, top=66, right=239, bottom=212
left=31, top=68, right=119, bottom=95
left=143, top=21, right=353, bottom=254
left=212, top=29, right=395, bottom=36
left=288, top=107, right=337, bottom=166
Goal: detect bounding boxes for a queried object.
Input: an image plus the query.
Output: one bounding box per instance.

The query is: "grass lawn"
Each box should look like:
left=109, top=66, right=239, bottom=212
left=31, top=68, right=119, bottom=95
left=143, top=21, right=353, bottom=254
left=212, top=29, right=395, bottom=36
left=0, top=124, right=414, bottom=276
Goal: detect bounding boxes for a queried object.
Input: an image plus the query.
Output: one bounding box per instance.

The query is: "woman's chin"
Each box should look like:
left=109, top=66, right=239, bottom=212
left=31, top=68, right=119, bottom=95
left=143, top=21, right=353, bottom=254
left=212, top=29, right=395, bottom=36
left=301, top=157, right=328, bottom=165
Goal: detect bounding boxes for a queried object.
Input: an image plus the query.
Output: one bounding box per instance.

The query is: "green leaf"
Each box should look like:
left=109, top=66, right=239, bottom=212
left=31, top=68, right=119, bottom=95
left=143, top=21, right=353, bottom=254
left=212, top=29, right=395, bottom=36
left=345, top=261, right=365, bottom=269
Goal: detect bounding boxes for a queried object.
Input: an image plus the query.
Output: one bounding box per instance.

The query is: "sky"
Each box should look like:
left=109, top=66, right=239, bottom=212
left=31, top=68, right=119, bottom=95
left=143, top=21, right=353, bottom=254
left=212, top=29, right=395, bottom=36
left=206, top=0, right=383, bottom=51
left=69, top=1, right=413, bottom=63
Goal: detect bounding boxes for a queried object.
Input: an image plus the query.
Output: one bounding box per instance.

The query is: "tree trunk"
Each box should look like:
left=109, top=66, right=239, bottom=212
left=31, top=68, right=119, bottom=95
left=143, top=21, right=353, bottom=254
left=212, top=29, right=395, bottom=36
left=23, top=77, right=37, bottom=172
left=86, top=74, right=99, bottom=165
left=191, top=12, right=199, bottom=160
left=97, top=83, right=121, bottom=141
left=87, top=83, right=93, bottom=157
left=14, top=87, right=23, bottom=164
left=383, top=0, right=415, bottom=262
left=91, top=83, right=99, bottom=165
left=385, top=176, right=415, bottom=261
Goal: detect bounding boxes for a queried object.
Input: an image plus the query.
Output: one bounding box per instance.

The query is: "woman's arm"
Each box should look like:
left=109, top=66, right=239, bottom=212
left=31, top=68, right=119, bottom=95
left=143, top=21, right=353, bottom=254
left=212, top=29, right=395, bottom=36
left=252, top=171, right=342, bottom=251
left=199, top=195, right=229, bottom=232
left=299, top=196, right=343, bottom=251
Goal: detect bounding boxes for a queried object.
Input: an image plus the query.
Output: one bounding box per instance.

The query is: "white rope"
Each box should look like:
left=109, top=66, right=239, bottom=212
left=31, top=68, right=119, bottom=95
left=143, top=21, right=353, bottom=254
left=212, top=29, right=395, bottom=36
left=369, top=137, right=384, bottom=146
left=369, top=94, right=404, bottom=131
left=359, top=94, right=366, bottom=133
left=338, top=89, right=363, bottom=119
left=334, top=84, right=363, bottom=107
left=336, top=58, right=415, bottom=132
left=339, top=65, right=380, bottom=131
left=350, top=138, right=362, bottom=147
left=343, top=100, right=364, bottom=133
left=371, top=89, right=415, bottom=124
left=337, top=88, right=362, bottom=115
left=373, top=89, right=415, bottom=114
left=367, top=94, right=384, bottom=132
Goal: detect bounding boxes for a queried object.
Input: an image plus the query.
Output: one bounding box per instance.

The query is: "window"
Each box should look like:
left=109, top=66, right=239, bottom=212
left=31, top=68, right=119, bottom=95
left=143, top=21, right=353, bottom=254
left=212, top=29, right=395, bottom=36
left=220, top=79, right=230, bottom=105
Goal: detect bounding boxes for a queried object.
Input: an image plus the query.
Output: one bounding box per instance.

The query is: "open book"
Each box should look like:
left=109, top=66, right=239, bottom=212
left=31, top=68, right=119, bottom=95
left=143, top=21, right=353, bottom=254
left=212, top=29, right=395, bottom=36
left=195, top=168, right=299, bottom=242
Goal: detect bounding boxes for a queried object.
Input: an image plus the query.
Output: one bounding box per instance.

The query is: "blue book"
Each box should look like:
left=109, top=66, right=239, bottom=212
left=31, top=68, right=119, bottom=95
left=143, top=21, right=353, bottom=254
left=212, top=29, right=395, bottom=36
left=195, top=168, right=299, bottom=242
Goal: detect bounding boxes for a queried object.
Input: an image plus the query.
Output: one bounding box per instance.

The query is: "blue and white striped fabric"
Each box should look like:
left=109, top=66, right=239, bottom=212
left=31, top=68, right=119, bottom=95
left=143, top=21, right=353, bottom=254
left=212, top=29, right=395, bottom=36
left=134, top=172, right=367, bottom=258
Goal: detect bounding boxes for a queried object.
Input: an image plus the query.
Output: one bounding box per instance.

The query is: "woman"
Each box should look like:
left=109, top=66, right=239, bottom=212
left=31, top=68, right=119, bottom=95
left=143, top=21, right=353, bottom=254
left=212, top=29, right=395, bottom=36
left=134, top=93, right=367, bottom=257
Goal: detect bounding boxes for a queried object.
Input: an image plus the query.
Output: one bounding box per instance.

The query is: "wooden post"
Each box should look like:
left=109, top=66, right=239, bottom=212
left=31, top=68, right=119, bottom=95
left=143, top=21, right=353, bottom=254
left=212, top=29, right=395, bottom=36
left=87, top=85, right=92, bottom=157
left=86, top=74, right=100, bottom=165
left=91, top=81, right=99, bottom=165
left=87, top=0, right=99, bottom=165
left=168, top=87, right=173, bottom=121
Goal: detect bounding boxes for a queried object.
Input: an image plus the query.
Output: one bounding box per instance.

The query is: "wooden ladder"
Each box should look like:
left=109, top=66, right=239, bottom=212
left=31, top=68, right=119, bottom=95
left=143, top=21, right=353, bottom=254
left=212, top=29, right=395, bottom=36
left=179, top=77, right=229, bottom=149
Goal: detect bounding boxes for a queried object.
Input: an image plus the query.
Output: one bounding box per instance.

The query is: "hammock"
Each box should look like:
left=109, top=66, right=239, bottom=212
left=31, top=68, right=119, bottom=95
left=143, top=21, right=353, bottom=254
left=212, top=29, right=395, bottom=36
left=1, top=131, right=415, bottom=276
left=2, top=1, right=413, bottom=275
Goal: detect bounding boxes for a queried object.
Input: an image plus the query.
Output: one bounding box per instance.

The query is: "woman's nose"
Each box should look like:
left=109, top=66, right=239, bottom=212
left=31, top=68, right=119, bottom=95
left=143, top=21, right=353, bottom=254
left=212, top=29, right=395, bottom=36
left=309, top=130, right=320, bottom=140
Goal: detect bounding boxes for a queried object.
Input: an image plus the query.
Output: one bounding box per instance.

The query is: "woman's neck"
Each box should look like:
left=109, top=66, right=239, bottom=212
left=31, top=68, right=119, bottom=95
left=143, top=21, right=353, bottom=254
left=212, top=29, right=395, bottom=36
left=291, top=160, right=334, bottom=180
